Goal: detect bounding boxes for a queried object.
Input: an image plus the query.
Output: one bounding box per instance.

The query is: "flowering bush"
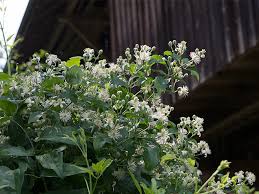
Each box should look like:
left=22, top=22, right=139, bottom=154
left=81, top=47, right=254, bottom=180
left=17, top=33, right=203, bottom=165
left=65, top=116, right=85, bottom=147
left=0, top=41, right=256, bottom=194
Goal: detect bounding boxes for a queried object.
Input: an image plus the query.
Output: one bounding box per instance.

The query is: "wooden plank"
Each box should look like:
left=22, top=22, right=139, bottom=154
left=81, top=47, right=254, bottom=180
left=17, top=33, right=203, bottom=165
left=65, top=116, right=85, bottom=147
left=109, top=0, right=116, bottom=60
left=114, top=0, right=123, bottom=57
left=143, top=0, right=151, bottom=44
left=131, top=0, right=138, bottom=47
left=137, top=0, right=144, bottom=44
left=222, top=0, right=234, bottom=63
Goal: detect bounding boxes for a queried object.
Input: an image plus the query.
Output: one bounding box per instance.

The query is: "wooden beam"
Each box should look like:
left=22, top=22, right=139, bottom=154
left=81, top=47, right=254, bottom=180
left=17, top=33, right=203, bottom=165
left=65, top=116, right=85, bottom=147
left=59, top=18, right=97, bottom=50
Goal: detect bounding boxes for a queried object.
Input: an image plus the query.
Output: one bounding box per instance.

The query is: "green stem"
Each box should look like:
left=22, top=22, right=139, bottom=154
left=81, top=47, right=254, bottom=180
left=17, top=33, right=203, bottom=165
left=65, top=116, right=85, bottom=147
left=11, top=119, right=34, bottom=150
left=0, top=22, right=10, bottom=75
left=195, top=170, right=219, bottom=194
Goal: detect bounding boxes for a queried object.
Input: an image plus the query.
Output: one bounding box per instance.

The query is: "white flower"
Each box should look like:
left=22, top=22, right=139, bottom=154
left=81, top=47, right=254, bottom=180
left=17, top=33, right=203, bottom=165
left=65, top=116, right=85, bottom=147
left=190, top=52, right=201, bottom=64
left=192, top=115, right=204, bottom=137
left=245, top=171, right=256, bottom=185
left=175, top=41, right=187, bottom=55
left=10, top=80, right=18, bottom=91
left=59, top=110, right=71, bottom=123
left=216, top=190, right=225, bottom=194
left=109, top=63, right=122, bottom=73
left=177, top=86, right=189, bottom=97
left=53, top=84, right=62, bottom=93
left=112, top=168, right=126, bottom=180
left=98, top=89, right=110, bottom=102
left=83, top=48, right=94, bottom=60
left=134, top=45, right=152, bottom=64
left=46, top=54, right=60, bottom=65
left=197, top=141, right=211, bottom=157
left=25, top=97, right=34, bottom=108
left=172, top=66, right=184, bottom=79
left=129, top=96, right=140, bottom=112
left=152, top=105, right=173, bottom=122
left=156, top=128, right=171, bottom=145
left=107, top=125, right=122, bottom=140
left=235, top=171, right=245, bottom=183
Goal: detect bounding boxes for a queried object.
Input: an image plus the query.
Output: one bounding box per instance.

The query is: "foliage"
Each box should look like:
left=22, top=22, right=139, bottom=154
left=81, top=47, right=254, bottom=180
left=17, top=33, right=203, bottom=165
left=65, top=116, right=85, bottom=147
left=0, top=41, right=256, bottom=194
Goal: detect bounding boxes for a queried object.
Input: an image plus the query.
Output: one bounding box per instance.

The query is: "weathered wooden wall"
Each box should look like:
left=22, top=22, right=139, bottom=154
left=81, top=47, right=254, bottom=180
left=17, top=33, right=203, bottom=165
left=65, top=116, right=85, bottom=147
left=109, top=0, right=259, bottom=85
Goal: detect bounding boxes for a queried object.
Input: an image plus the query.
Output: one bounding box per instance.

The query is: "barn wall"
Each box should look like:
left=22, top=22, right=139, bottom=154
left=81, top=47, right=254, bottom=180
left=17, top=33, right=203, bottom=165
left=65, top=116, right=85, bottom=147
left=109, top=0, right=259, bottom=87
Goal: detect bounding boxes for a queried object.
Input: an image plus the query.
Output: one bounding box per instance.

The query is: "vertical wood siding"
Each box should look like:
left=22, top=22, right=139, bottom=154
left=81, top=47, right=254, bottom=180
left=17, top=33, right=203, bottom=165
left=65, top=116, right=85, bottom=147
left=109, top=0, right=259, bottom=90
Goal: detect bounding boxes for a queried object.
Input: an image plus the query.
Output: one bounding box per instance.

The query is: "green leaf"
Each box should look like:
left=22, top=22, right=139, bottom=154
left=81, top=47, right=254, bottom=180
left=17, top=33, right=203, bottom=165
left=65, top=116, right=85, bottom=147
left=160, top=153, right=175, bottom=164
left=149, top=55, right=166, bottom=65
left=0, top=163, right=27, bottom=194
left=172, top=53, right=181, bottom=61
left=40, top=163, right=94, bottom=177
left=92, top=159, right=112, bottom=175
left=93, top=133, right=112, bottom=151
left=187, top=158, right=195, bottom=167
left=36, top=127, right=76, bottom=145
left=0, top=73, right=12, bottom=81
left=140, top=182, right=153, bottom=194
left=129, top=63, right=137, bottom=75
left=154, top=76, right=168, bottom=95
left=13, top=163, right=28, bottom=194
left=0, top=99, right=17, bottom=116
left=188, top=66, right=199, bottom=81
left=41, top=77, right=64, bottom=91
left=65, top=66, right=83, bottom=85
left=36, top=151, right=64, bottom=178
left=66, top=56, right=82, bottom=67
left=221, top=172, right=229, bottom=184
left=0, top=145, right=33, bottom=157
left=0, top=166, right=15, bottom=190
left=128, top=170, right=142, bottom=194
left=143, top=145, right=160, bottom=171
left=7, top=34, right=14, bottom=42
left=28, top=112, right=43, bottom=124
left=163, top=50, right=173, bottom=56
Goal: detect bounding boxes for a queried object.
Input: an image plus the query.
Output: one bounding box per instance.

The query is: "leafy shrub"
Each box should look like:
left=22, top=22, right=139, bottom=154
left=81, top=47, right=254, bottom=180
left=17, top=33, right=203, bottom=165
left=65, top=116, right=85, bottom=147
left=0, top=41, right=256, bottom=193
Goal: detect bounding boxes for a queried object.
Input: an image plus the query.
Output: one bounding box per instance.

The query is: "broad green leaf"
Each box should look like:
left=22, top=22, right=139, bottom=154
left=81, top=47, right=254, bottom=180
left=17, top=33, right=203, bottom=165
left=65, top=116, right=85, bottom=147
left=149, top=55, right=166, bottom=65
left=160, top=153, right=175, bottom=164
left=172, top=53, right=181, bottom=61
left=0, top=163, right=27, bottom=194
left=28, top=112, right=43, bottom=124
left=13, top=163, right=28, bottom=194
left=66, top=56, right=82, bottom=67
left=128, top=170, right=142, bottom=194
left=65, top=66, right=83, bottom=85
left=154, top=76, right=168, bottom=95
left=0, top=99, right=17, bottom=116
left=0, top=166, right=15, bottom=190
left=36, top=127, right=76, bottom=145
left=36, top=151, right=64, bottom=178
left=0, top=145, right=33, bottom=157
left=143, top=145, right=160, bottom=171
left=41, top=77, right=64, bottom=91
left=0, top=73, right=12, bottom=81
left=111, top=75, right=127, bottom=87
left=92, top=159, right=112, bottom=175
left=40, top=163, right=94, bottom=177
left=188, top=66, right=199, bottom=81
left=163, top=50, right=173, bottom=56
left=93, top=133, right=112, bottom=151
